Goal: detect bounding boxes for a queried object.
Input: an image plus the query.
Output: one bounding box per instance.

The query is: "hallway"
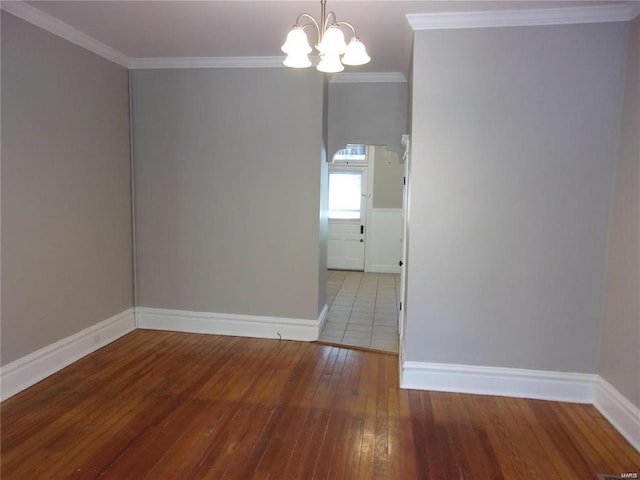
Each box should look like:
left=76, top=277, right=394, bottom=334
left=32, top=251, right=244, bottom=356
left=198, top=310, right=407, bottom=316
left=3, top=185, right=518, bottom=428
left=319, top=270, right=400, bottom=353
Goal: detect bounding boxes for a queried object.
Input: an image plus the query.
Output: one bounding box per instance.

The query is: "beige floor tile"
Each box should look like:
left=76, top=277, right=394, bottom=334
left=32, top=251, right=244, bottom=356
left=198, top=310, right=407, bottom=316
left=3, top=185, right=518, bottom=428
left=372, top=332, right=397, bottom=343
left=320, top=334, right=344, bottom=343
left=320, top=270, right=399, bottom=354
left=342, top=333, right=371, bottom=343
left=329, top=306, right=352, bottom=315
left=327, top=316, right=349, bottom=325
left=350, top=309, right=375, bottom=317
left=372, top=325, right=398, bottom=334
left=346, top=323, right=372, bottom=333
left=353, top=297, right=376, bottom=304
left=342, top=338, right=370, bottom=348
left=373, top=317, right=397, bottom=326
left=371, top=339, right=398, bottom=353
left=348, top=316, right=374, bottom=326
left=323, top=324, right=347, bottom=335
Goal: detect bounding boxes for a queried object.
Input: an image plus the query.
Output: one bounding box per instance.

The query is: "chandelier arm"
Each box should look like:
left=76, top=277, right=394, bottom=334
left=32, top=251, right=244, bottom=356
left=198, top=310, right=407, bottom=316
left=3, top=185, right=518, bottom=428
left=324, top=11, right=337, bottom=31
left=334, top=21, right=357, bottom=37
left=296, top=13, right=321, bottom=36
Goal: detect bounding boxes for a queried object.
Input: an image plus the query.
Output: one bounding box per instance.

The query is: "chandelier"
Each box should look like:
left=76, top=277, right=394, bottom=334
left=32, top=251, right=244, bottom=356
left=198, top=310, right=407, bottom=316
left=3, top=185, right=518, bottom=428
left=281, top=0, right=371, bottom=73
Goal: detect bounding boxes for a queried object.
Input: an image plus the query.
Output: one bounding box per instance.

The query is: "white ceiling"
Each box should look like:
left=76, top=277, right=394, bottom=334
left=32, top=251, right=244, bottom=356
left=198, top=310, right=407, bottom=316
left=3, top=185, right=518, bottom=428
left=6, top=1, right=635, bottom=75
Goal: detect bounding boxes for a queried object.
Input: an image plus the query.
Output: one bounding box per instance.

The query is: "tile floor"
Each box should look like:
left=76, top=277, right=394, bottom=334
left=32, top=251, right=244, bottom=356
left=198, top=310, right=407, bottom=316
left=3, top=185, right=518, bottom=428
left=319, top=270, right=400, bottom=354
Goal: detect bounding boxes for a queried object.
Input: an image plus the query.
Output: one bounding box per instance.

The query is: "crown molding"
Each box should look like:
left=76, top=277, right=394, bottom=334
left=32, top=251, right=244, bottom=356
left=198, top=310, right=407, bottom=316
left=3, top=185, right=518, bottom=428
left=1, top=1, right=132, bottom=67
left=329, top=72, right=407, bottom=84
left=129, top=56, right=285, bottom=70
left=406, top=3, right=640, bottom=30
left=6, top=0, right=637, bottom=71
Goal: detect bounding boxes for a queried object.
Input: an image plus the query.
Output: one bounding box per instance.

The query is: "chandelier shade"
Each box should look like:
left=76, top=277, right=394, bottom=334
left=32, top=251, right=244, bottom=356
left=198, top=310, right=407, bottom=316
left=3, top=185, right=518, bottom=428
left=281, top=0, right=370, bottom=73
left=281, top=27, right=312, bottom=55
left=316, top=54, right=344, bottom=73
left=284, top=52, right=313, bottom=69
left=317, top=26, right=347, bottom=55
left=342, top=38, right=371, bottom=66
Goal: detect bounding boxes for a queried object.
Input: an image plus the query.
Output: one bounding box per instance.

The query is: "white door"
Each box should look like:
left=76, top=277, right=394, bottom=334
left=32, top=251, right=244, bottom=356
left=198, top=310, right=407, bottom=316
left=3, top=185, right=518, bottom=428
left=327, top=167, right=367, bottom=270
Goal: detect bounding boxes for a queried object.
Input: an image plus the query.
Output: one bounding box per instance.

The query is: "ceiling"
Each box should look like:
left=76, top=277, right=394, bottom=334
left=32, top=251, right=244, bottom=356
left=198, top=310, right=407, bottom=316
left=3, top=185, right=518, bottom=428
left=6, top=1, right=632, bottom=76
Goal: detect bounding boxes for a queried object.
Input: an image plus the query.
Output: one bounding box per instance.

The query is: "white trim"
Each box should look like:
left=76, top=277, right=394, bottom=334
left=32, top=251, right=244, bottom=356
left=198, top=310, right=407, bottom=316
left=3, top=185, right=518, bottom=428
left=0, top=1, right=131, bottom=67
left=5, top=1, right=638, bottom=72
left=0, top=308, right=135, bottom=401
left=401, top=361, right=596, bottom=404
left=594, top=377, right=640, bottom=452
left=371, top=207, right=403, bottom=212
left=136, top=306, right=327, bottom=342
left=401, top=134, right=411, bottom=162
left=363, top=147, right=376, bottom=273
left=406, top=3, right=639, bottom=31
left=317, top=304, right=329, bottom=332
left=129, top=56, right=284, bottom=70
left=0, top=2, right=290, bottom=71
left=368, top=264, right=402, bottom=274
left=329, top=72, right=407, bottom=84
left=398, top=342, right=406, bottom=387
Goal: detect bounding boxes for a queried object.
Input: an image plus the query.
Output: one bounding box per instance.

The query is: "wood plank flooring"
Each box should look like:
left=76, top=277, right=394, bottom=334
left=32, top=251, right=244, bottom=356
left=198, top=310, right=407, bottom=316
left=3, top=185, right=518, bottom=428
left=1, top=330, right=638, bottom=479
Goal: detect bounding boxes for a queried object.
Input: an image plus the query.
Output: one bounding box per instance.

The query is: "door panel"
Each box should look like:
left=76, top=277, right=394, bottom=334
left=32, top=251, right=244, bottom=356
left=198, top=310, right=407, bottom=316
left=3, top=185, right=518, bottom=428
left=328, top=223, right=365, bottom=270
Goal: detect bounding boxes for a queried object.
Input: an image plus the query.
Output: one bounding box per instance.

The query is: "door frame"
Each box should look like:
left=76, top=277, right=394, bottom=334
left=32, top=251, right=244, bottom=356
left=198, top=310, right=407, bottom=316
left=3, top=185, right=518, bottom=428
left=362, top=145, right=375, bottom=272
left=399, top=135, right=410, bottom=344
left=327, top=145, right=376, bottom=272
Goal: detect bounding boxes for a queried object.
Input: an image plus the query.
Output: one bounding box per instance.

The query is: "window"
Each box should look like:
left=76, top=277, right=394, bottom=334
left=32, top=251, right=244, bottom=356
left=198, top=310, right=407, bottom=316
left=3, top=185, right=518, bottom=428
left=329, top=171, right=363, bottom=220
left=332, top=144, right=366, bottom=163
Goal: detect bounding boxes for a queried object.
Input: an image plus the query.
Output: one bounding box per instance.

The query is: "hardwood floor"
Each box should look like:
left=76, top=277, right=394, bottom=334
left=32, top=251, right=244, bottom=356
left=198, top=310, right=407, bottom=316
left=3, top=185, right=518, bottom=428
left=1, top=330, right=638, bottom=479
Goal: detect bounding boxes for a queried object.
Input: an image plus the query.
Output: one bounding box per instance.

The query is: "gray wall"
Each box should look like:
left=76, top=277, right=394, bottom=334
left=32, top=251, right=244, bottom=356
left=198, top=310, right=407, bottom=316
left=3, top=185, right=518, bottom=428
left=328, top=81, right=407, bottom=159
left=599, top=16, right=640, bottom=408
left=132, top=68, right=326, bottom=320
left=372, top=148, right=404, bottom=209
left=1, top=12, right=133, bottom=365
left=328, top=81, right=407, bottom=209
left=406, top=22, right=628, bottom=373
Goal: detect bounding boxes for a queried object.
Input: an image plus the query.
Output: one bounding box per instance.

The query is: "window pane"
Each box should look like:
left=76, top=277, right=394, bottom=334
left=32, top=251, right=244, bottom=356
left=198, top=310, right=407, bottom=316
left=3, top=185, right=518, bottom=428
left=329, top=171, right=362, bottom=220
left=332, top=144, right=366, bottom=162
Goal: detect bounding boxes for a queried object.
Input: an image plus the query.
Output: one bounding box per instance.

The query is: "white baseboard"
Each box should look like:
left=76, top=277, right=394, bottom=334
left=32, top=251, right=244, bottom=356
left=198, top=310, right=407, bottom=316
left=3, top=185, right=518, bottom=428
left=317, top=304, right=329, bottom=331
left=594, top=377, right=640, bottom=452
left=367, top=264, right=401, bottom=274
left=136, top=305, right=328, bottom=342
left=401, top=361, right=596, bottom=404
left=400, top=360, right=639, bottom=450
left=0, top=308, right=135, bottom=401
left=398, top=341, right=407, bottom=387
left=1, top=305, right=637, bottom=453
